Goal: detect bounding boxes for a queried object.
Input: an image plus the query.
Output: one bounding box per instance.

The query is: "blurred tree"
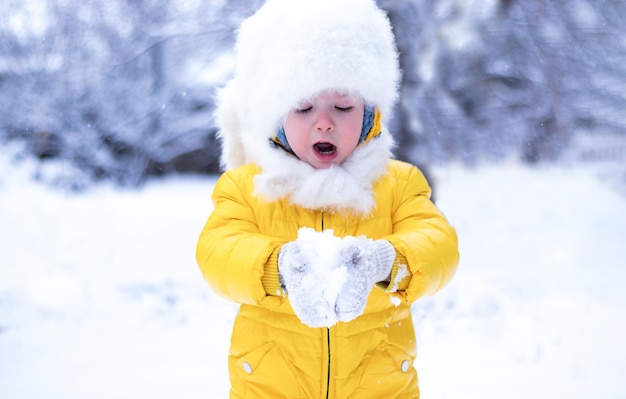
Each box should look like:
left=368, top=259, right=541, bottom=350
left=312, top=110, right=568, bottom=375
left=379, top=0, right=625, bottom=167
left=1, top=0, right=261, bottom=188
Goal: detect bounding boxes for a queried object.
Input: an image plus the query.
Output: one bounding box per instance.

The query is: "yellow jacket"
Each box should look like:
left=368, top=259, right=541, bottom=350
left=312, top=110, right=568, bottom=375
left=196, top=159, right=458, bottom=399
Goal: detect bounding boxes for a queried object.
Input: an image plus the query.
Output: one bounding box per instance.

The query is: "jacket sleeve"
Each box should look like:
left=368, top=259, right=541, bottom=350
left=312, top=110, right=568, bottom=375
left=385, top=165, right=460, bottom=303
left=195, top=170, right=285, bottom=307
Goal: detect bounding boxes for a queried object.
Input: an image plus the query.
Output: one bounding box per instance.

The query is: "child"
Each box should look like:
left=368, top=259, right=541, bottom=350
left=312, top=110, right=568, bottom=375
left=195, top=0, right=459, bottom=397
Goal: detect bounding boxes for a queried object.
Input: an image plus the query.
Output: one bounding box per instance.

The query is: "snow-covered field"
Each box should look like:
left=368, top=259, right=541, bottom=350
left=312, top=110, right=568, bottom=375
left=1, top=147, right=625, bottom=399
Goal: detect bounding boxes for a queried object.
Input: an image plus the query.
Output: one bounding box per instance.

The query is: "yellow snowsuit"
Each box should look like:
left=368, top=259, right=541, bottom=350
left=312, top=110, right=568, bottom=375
left=196, top=160, right=459, bottom=398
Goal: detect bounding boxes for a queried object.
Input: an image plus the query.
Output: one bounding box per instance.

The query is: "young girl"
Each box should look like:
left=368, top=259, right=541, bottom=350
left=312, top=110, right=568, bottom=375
left=195, top=0, right=459, bottom=397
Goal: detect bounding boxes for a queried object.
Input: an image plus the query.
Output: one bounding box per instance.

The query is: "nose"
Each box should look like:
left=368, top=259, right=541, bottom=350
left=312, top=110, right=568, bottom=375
left=314, top=110, right=334, bottom=132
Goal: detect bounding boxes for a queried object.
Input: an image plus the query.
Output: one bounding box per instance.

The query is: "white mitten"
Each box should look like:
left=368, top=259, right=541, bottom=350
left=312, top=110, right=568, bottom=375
left=278, top=228, right=344, bottom=327
left=334, top=237, right=395, bottom=322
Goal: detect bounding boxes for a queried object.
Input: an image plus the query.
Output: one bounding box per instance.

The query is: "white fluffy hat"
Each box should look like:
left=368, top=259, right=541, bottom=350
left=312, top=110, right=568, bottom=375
left=215, top=0, right=401, bottom=170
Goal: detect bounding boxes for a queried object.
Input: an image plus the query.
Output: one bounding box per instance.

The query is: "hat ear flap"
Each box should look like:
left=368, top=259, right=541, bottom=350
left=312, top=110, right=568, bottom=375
left=215, top=84, right=247, bottom=170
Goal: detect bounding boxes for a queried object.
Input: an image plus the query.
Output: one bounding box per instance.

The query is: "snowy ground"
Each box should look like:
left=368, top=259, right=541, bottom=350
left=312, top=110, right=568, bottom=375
left=1, top=146, right=625, bottom=399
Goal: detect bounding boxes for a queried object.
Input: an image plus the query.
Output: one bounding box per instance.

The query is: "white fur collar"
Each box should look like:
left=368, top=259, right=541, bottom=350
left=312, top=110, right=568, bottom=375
left=253, top=132, right=394, bottom=216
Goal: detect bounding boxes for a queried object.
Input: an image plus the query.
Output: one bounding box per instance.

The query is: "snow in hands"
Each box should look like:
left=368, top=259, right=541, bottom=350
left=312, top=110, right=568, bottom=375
left=278, top=227, right=394, bottom=328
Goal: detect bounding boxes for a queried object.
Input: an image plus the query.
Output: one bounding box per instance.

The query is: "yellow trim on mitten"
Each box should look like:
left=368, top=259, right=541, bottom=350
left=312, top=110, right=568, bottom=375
left=376, top=252, right=412, bottom=292
left=262, top=247, right=286, bottom=296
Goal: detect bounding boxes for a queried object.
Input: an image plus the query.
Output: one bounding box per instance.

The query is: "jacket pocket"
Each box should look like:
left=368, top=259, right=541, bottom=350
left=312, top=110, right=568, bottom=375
left=350, top=341, right=419, bottom=398
left=229, top=341, right=308, bottom=399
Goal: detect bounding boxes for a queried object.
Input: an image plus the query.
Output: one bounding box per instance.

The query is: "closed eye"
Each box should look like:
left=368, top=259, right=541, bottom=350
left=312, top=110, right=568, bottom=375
left=295, top=106, right=312, bottom=113
left=336, top=106, right=353, bottom=112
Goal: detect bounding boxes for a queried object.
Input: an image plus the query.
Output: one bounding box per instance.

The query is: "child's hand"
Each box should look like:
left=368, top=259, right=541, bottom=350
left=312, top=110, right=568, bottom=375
left=278, top=228, right=395, bottom=327
left=278, top=228, right=345, bottom=327
left=334, top=238, right=395, bottom=322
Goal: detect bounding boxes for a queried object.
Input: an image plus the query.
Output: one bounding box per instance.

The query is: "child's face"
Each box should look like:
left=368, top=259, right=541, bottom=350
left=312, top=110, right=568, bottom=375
left=283, top=90, right=365, bottom=169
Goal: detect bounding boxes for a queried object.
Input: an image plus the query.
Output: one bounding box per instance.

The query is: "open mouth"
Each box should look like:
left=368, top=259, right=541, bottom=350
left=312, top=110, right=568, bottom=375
left=313, top=142, right=336, bottom=155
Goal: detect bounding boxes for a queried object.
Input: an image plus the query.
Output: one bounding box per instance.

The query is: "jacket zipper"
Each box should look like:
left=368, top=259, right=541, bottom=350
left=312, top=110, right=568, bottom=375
left=321, top=212, right=331, bottom=399
left=325, top=327, right=331, bottom=399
